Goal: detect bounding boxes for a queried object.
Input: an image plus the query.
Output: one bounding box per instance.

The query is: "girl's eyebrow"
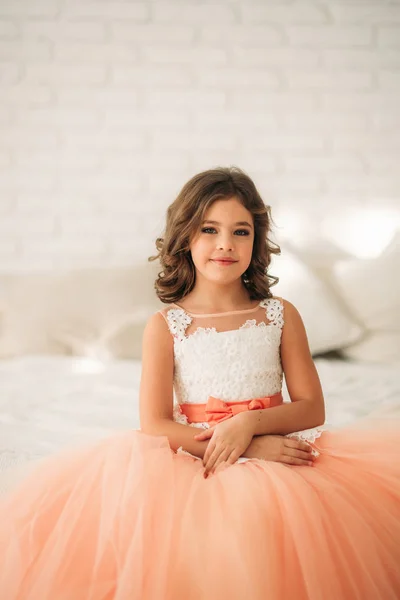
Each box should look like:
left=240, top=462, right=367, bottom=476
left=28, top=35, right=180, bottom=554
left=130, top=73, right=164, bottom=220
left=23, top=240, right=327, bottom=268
left=202, top=220, right=253, bottom=228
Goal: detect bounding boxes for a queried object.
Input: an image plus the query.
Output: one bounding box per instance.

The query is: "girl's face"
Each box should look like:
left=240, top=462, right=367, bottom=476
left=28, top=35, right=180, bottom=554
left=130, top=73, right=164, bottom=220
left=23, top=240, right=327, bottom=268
left=189, top=197, right=254, bottom=286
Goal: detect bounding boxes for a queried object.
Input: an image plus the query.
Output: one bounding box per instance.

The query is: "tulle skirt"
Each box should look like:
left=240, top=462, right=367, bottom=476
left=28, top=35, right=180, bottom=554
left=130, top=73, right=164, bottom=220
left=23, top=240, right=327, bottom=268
left=0, top=419, right=400, bottom=600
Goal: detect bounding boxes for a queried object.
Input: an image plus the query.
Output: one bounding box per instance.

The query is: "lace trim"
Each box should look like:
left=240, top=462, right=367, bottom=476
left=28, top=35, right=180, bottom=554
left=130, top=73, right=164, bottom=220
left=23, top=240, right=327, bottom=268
left=185, top=320, right=268, bottom=339
left=240, top=319, right=267, bottom=330
left=260, top=298, right=284, bottom=329
left=166, top=308, right=192, bottom=342
left=188, top=326, right=217, bottom=338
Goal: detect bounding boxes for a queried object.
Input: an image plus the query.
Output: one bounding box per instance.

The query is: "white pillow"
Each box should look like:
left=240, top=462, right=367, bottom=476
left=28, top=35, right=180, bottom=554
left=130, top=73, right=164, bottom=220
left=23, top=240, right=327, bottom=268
left=333, top=238, right=399, bottom=332
left=271, top=248, right=363, bottom=355
left=0, top=263, right=163, bottom=360
left=332, top=233, right=400, bottom=363
left=341, top=331, right=400, bottom=364
left=0, top=272, right=63, bottom=357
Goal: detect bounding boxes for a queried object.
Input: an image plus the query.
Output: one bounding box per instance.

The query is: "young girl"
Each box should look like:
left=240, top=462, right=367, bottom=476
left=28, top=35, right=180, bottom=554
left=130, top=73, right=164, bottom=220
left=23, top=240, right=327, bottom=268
left=0, top=166, right=399, bottom=599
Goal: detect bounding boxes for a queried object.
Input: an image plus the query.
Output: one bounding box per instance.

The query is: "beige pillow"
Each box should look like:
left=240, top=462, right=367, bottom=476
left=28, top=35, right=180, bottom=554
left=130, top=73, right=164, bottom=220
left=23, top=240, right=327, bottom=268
left=271, top=247, right=363, bottom=355
left=0, top=271, right=64, bottom=357
left=0, top=262, right=163, bottom=360
left=341, top=331, right=400, bottom=364
left=332, top=233, right=400, bottom=363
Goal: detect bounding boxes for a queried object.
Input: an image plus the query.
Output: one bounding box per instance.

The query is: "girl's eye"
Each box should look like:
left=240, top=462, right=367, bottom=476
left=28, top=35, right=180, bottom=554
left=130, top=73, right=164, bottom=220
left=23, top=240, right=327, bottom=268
left=201, top=228, right=250, bottom=236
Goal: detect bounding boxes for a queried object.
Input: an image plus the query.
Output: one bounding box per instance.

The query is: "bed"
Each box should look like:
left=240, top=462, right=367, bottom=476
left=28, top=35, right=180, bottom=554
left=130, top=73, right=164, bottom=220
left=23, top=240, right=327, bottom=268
left=1, top=354, right=399, bottom=488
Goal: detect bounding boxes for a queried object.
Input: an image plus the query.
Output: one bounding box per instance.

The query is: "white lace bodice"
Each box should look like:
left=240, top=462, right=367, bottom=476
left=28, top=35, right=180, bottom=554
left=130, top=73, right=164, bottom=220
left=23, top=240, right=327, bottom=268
left=159, top=296, right=324, bottom=459
left=167, top=298, right=283, bottom=409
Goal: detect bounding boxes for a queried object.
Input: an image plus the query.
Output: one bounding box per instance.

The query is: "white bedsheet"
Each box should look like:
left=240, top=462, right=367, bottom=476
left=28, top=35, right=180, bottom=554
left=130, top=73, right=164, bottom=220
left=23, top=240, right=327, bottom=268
left=1, top=355, right=399, bottom=472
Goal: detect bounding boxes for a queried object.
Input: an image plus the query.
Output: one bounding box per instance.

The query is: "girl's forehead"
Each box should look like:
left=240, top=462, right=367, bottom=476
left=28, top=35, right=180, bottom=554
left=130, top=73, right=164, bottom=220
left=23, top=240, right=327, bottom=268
left=203, top=197, right=252, bottom=220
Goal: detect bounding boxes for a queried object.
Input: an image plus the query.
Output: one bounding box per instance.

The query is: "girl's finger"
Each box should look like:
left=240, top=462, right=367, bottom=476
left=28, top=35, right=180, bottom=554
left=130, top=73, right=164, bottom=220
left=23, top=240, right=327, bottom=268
left=194, top=430, right=211, bottom=440
left=208, top=448, right=232, bottom=474
left=283, top=438, right=312, bottom=451
left=226, top=449, right=240, bottom=465
left=195, top=426, right=215, bottom=441
left=205, top=445, right=228, bottom=475
left=203, top=439, right=216, bottom=467
left=283, top=447, right=316, bottom=462
left=284, top=439, right=313, bottom=453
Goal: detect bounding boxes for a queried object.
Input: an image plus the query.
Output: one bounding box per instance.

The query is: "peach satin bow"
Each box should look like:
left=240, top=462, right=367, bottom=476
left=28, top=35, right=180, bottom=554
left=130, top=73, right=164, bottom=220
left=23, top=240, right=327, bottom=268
left=179, top=392, right=283, bottom=427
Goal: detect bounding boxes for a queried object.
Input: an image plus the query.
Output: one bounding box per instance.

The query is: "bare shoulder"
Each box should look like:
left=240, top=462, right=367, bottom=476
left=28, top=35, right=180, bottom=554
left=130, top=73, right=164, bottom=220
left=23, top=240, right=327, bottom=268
left=277, top=298, right=311, bottom=355
left=283, top=298, right=300, bottom=316
left=271, top=296, right=302, bottom=322
left=141, top=310, right=174, bottom=391
left=143, top=309, right=172, bottom=344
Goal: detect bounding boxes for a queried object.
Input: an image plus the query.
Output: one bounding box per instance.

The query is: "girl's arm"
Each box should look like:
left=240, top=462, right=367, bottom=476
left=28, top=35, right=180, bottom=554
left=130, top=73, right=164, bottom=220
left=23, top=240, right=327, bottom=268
left=139, top=312, right=212, bottom=459
left=240, top=299, right=325, bottom=437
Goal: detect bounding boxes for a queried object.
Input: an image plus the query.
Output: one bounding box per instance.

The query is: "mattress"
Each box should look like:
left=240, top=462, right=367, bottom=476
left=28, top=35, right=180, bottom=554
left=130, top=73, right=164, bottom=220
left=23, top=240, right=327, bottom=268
left=1, top=355, right=399, bottom=472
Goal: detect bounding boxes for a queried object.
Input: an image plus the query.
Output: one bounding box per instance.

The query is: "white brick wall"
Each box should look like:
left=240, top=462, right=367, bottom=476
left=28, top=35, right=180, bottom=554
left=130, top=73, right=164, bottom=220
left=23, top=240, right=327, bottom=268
left=0, top=0, right=399, bottom=271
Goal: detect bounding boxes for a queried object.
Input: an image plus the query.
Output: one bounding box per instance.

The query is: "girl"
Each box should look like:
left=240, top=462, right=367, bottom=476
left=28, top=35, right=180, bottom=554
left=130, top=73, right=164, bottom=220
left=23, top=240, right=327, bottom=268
left=0, top=166, right=399, bottom=599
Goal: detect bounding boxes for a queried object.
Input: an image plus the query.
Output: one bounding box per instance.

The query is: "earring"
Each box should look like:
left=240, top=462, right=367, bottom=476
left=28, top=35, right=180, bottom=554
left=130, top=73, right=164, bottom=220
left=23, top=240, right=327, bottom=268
left=242, top=271, right=250, bottom=284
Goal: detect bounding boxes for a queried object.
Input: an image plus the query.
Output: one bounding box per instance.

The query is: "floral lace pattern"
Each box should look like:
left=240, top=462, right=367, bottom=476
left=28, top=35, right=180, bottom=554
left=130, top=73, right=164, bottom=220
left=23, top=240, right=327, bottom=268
left=183, top=320, right=268, bottom=340
left=261, top=298, right=285, bottom=329
left=166, top=309, right=192, bottom=342
left=239, top=319, right=267, bottom=330
left=187, top=326, right=217, bottom=339
left=164, top=298, right=285, bottom=413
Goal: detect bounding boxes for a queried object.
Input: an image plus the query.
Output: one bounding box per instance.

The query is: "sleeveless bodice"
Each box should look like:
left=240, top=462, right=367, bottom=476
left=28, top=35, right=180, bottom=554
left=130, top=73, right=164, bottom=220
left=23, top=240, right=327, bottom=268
left=159, top=295, right=324, bottom=457
left=159, top=297, right=284, bottom=429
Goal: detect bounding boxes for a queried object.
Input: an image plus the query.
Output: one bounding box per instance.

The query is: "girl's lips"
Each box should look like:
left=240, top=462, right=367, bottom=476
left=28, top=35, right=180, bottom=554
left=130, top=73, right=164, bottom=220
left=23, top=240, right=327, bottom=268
left=212, top=259, right=237, bottom=265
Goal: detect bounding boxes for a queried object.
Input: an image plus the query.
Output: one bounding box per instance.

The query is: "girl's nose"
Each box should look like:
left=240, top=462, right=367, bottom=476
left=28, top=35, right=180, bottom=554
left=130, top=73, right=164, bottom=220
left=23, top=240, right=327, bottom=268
left=217, top=236, right=234, bottom=251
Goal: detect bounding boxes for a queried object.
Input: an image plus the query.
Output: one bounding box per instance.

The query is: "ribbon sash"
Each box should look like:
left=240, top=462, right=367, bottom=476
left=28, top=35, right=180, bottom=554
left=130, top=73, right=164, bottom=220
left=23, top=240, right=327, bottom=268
left=179, top=392, right=283, bottom=426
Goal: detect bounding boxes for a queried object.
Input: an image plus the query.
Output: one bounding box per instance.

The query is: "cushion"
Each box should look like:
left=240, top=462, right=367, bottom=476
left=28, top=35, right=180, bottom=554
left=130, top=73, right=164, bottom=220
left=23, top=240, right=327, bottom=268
left=0, top=262, right=163, bottom=360
left=341, top=331, right=400, bottom=364
left=271, top=247, right=363, bottom=355
left=332, top=232, right=400, bottom=363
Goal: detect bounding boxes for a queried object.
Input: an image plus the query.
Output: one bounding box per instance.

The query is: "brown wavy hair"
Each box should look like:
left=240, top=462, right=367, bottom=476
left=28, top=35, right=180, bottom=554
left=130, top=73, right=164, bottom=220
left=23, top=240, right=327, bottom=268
left=148, top=166, right=281, bottom=304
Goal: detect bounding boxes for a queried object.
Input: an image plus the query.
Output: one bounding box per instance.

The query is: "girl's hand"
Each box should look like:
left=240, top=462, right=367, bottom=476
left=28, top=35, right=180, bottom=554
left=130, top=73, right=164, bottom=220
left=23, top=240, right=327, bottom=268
left=245, top=434, right=317, bottom=466
left=194, top=413, right=254, bottom=477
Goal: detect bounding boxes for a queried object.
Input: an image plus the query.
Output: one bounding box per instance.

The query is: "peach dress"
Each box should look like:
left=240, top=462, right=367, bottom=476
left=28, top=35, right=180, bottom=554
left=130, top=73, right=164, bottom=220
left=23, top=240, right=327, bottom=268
left=0, top=297, right=399, bottom=599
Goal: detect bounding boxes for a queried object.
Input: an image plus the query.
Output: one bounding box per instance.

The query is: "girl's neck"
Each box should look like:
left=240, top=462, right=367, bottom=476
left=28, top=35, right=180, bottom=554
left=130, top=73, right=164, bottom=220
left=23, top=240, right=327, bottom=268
left=175, top=291, right=256, bottom=315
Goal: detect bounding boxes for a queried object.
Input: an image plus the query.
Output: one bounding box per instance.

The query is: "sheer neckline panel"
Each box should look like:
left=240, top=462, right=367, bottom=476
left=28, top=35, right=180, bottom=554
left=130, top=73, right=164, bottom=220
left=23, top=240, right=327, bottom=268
left=161, top=298, right=284, bottom=342
left=170, top=300, right=262, bottom=318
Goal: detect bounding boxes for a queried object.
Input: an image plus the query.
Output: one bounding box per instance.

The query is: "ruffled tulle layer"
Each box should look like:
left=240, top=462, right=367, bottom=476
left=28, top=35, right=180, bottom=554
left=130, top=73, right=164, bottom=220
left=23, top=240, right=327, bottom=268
left=1, top=421, right=400, bottom=600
